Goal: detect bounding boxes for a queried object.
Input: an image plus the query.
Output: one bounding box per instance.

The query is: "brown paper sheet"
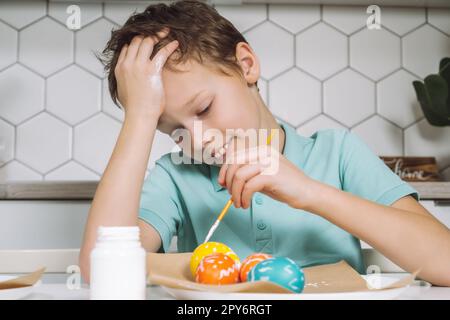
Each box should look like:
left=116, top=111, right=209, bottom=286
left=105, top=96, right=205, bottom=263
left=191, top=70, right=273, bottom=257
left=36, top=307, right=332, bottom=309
left=147, top=253, right=418, bottom=294
left=0, top=267, right=45, bottom=290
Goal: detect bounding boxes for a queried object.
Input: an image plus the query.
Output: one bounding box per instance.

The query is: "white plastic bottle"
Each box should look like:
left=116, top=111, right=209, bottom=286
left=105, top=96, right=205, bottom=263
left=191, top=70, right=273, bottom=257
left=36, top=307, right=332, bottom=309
left=90, top=226, right=146, bottom=300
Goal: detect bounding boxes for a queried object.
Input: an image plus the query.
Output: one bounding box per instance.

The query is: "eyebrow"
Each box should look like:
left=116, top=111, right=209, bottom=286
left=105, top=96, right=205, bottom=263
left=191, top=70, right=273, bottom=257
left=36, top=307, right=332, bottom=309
left=157, top=90, right=206, bottom=128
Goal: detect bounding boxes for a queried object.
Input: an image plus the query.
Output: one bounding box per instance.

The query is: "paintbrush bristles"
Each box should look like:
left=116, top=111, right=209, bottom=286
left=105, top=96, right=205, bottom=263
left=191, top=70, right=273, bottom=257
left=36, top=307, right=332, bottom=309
left=203, top=220, right=219, bottom=244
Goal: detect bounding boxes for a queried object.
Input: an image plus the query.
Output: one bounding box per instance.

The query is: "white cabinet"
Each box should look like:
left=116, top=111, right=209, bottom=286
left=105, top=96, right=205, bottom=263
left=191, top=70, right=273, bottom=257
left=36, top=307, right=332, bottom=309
left=0, top=200, right=90, bottom=250
left=421, top=200, right=450, bottom=228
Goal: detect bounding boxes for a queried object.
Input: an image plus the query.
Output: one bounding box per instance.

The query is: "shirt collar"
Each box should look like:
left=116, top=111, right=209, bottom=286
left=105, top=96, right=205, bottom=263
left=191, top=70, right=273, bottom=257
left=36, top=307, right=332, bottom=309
left=209, top=119, right=313, bottom=192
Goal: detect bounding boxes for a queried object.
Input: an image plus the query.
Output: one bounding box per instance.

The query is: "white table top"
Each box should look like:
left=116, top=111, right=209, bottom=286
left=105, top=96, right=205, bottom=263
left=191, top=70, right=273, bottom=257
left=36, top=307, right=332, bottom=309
left=23, top=284, right=173, bottom=300
left=21, top=283, right=450, bottom=300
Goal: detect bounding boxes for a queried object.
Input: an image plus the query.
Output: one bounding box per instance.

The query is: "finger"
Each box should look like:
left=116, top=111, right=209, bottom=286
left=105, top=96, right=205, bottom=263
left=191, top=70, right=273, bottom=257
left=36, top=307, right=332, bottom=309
left=225, top=163, right=243, bottom=194
left=225, top=149, right=262, bottom=189
left=219, top=140, right=256, bottom=184
left=225, top=146, right=263, bottom=167
left=116, top=44, right=128, bottom=66
left=241, top=175, right=269, bottom=209
left=220, top=144, right=270, bottom=181
left=231, top=165, right=264, bottom=208
left=124, top=35, right=144, bottom=63
left=218, top=163, right=228, bottom=186
left=135, top=27, right=171, bottom=64
left=151, top=39, right=179, bottom=73
left=156, top=27, right=170, bottom=38
left=218, top=137, right=239, bottom=184
left=136, top=36, right=157, bottom=64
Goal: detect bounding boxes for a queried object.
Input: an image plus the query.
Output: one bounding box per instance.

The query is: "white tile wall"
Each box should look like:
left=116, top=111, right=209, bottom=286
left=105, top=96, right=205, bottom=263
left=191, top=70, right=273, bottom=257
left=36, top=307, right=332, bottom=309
left=19, top=17, right=74, bottom=76
left=350, top=28, right=401, bottom=81
left=428, top=8, right=450, bottom=35
left=73, top=113, right=121, bottom=174
left=296, top=22, right=348, bottom=80
left=0, top=65, right=45, bottom=124
left=0, top=1, right=449, bottom=181
left=269, top=4, right=320, bottom=33
left=377, top=70, right=422, bottom=128
left=16, top=112, right=71, bottom=173
left=0, top=21, right=17, bottom=70
left=216, top=4, right=266, bottom=33
left=269, top=68, right=321, bottom=126
left=381, top=7, right=425, bottom=36
left=75, top=18, right=118, bottom=77
left=323, top=68, right=375, bottom=127
left=403, top=24, right=450, bottom=79
left=245, top=20, right=294, bottom=79
left=47, top=65, right=101, bottom=125
left=0, top=0, right=46, bottom=29
left=48, top=1, right=102, bottom=26
left=322, top=5, right=366, bottom=34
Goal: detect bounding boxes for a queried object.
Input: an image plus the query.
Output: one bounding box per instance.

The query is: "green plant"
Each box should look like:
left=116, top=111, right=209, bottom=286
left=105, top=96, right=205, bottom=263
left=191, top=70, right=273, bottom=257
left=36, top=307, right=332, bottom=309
left=413, top=57, right=450, bottom=126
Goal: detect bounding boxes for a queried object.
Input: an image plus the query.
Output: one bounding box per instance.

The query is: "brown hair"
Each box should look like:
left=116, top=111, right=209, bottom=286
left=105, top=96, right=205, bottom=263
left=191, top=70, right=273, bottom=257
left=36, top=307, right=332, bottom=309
left=99, top=0, right=257, bottom=108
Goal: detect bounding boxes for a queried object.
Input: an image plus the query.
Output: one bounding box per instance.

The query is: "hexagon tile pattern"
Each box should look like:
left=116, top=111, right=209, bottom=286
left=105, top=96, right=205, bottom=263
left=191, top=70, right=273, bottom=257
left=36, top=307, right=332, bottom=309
left=16, top=112, right=71, bottom=174
left=244, top=21, right=294, bottom=79
left=0, top=64, right=45, bottom=124
left=19, top=18, right=74, bottom=77
left=269, top=68, right=321, bottom=126
left=0, top=21, right=17, bottom=70
left=0, top=3, right=449, bottom=181
left=47, top=65, right=101, bottom=125
left=296, top=22, right=348, bottom=80
left=324, top=68, right=375, bottom=127
left=350, top=28, right=401, bottom=81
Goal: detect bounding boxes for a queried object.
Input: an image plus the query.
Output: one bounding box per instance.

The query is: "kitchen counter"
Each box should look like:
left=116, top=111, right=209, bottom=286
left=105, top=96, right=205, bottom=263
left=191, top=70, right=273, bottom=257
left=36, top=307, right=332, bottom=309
left=20, top=280, right=450, bottom=300
left=0, top=181, right=449, bottom=200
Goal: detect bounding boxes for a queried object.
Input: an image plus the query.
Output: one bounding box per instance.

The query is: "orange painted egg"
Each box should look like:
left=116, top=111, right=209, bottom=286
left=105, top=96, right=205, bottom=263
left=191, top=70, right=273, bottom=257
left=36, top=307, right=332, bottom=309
left=190, top=242, right=240, bottom=277
left=195, top=253, right=240, bottom=285
left=239, top=253, right=273, bottom=282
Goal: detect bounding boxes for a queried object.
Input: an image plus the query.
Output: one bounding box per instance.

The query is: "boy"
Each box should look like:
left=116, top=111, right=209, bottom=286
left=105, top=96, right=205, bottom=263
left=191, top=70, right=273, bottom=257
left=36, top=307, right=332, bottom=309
left=80, top=0, right=450, bottom=286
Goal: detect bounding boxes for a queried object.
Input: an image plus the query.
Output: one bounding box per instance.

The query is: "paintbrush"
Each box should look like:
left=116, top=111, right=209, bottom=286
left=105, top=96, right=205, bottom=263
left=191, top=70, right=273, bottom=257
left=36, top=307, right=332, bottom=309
left=203, top=129, right=275, bottom=243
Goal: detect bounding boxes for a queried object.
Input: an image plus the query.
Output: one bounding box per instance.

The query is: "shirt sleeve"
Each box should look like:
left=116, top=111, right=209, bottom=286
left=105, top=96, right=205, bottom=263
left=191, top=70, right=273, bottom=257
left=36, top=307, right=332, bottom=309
left=138, top=157, right=184, bottom=253
left=339, top=130, right=420, bottom=205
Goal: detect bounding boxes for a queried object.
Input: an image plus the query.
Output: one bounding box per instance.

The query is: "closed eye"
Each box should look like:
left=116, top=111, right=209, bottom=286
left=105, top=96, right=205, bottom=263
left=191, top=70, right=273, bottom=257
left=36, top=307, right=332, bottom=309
left=197, top=104, right=211, bottom=117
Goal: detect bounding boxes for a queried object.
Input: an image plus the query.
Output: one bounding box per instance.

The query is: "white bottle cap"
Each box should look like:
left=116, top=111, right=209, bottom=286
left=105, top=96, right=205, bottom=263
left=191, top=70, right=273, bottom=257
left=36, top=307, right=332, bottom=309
left=97, top=226, right=140, bottom=242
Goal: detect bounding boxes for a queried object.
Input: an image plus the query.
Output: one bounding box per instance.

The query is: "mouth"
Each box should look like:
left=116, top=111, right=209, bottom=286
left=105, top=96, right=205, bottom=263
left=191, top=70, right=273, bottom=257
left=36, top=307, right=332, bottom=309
left=210, top=136, right=234, bottom=159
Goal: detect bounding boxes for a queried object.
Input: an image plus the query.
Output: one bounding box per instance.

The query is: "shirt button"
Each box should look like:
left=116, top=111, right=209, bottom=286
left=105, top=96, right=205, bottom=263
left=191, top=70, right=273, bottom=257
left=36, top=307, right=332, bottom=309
left=257, top=221, right=267, bottom=230
left=255, top=195, right=263, bottom=205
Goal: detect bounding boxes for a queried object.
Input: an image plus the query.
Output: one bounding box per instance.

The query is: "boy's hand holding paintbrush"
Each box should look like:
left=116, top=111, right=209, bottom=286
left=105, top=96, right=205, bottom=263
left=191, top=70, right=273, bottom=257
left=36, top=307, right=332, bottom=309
left=217, top=135, right=317, bottom=212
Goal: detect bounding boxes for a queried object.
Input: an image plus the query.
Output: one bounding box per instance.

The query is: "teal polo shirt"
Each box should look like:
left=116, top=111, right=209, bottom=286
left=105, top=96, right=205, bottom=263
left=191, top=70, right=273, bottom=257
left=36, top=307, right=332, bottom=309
left=138, top=120, right=419, bottom=274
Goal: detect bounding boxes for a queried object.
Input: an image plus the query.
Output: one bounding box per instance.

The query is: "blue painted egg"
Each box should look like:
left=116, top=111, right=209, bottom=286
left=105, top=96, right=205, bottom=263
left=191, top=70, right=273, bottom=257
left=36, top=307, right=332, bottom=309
left=248, top=257, right=305, bottom=293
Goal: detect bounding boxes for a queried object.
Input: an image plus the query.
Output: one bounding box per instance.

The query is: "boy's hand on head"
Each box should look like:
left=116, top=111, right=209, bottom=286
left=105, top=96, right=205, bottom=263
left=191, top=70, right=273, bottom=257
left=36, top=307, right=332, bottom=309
left=114, top=30, right=179, bottom=119
left=217, top=145, right=317, bottom=211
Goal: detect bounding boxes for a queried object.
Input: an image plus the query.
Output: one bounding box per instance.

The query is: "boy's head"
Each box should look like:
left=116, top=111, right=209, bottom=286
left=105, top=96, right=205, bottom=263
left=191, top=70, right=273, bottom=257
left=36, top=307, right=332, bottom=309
left=101, top=0, right=275, bottom=163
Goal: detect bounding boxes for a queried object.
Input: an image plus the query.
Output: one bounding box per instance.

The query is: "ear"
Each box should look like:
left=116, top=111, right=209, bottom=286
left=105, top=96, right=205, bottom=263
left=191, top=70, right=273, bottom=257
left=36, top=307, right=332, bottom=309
left=235, top=42, right=260, bottom=86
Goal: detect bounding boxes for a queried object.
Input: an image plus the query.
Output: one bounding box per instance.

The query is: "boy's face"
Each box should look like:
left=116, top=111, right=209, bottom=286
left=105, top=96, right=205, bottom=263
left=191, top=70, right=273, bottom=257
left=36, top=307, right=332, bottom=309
left=156, top=55, right=264, bottom=164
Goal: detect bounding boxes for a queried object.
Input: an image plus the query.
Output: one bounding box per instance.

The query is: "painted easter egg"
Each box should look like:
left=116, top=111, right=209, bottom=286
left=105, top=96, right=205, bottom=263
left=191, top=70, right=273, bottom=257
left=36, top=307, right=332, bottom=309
left=239, top=253, right=273, bottom=282
left=195, top=253, right=240, bottom=285
left=190, top=242, right=240, bottom=277
left=248, top=257, right=305, bottom=293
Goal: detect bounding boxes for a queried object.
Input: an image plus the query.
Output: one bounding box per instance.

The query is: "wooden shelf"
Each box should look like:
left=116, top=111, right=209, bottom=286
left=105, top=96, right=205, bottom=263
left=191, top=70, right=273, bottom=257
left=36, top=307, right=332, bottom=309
left=0, top=182, right=98, bottom=200
left=0, top=181, right=449, bottom=200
